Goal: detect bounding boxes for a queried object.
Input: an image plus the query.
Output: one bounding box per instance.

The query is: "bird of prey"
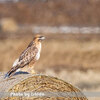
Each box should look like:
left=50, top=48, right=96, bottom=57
left=4, top=35, right=45, bottom=78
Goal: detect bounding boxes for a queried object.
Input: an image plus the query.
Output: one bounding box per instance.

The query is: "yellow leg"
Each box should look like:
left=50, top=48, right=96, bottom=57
left=28, top=64, right=36, bottom=74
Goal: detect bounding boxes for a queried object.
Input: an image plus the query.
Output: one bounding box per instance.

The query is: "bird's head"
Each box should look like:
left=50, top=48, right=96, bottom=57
left=33, top=35, right=45, bottom=42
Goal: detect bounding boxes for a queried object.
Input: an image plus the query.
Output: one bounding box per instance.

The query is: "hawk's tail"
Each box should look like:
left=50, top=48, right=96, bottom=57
left=4, top=65, right=19, bottom=79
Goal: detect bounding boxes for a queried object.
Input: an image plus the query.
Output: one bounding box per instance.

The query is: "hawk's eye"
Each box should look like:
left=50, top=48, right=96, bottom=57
left=40, top=36, right=43, bottom=38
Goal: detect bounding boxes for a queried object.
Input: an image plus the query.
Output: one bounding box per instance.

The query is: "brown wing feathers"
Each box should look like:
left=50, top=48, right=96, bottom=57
left=19, top=46, right=38, bottom=67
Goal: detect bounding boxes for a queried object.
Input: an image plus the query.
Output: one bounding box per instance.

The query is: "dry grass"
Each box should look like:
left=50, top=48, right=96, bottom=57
left=0, top=74, right=87, bottom=100
left=44, top=69, right=100, bottom=100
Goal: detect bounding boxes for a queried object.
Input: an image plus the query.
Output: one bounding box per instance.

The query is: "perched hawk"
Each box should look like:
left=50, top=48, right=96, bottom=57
left=5, top=35, right=45, bottom=78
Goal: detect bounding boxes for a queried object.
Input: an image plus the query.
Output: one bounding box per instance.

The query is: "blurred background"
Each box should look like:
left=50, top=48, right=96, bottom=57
left=0, top=0, right=100, bottom=99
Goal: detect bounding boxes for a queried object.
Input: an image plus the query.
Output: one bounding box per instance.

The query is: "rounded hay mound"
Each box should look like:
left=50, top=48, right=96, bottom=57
left=0, top=73, right=88, bottom=100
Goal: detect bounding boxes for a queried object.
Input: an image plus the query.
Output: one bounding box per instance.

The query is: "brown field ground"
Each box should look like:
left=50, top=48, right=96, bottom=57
left=0, top=34, right=100, bottom=100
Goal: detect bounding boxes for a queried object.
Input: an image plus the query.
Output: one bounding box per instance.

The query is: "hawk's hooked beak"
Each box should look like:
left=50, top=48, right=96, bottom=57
left=39, top=36, right=45, bottom=40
